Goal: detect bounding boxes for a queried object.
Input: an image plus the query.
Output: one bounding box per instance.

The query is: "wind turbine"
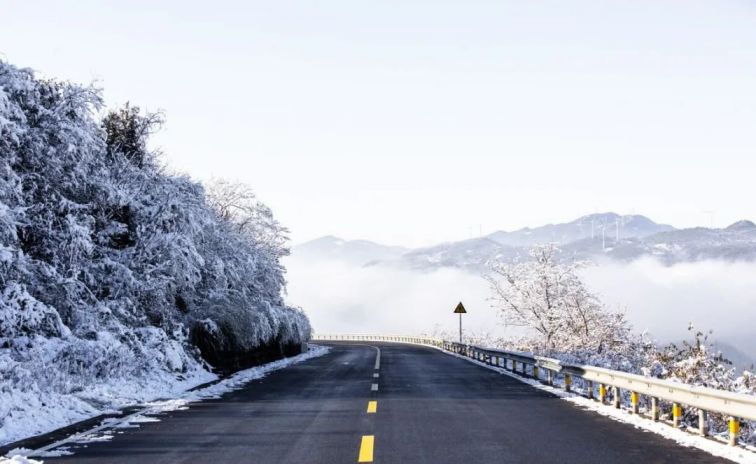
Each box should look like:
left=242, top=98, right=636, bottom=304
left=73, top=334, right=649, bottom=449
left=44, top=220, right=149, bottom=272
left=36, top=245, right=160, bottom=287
left=702, top=210, right=716, bottom=228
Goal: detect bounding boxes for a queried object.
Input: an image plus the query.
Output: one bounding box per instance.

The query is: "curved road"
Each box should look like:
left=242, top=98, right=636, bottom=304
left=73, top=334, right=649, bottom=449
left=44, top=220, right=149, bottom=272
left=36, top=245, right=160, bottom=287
left=43, top=342, right=730, bottom=463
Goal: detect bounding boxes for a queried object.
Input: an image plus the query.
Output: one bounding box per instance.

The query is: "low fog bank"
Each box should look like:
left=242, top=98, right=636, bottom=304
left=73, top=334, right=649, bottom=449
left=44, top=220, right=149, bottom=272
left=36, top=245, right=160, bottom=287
left=582, top=258, right=756, bottom=365
left=284, top=255, right=756, bottom=364
left=282, top=257, right=506, bottom=339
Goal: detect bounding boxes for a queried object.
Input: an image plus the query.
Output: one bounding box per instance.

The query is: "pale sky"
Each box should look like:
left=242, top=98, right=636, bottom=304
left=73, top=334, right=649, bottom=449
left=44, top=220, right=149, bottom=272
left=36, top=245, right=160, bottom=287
left=3, top=0, right=756, bottom=247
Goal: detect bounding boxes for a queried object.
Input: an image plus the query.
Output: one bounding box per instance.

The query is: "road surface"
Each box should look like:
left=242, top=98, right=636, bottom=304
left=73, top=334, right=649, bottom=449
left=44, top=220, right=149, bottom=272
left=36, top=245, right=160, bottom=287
left=42, top=342, right=730, bottom=463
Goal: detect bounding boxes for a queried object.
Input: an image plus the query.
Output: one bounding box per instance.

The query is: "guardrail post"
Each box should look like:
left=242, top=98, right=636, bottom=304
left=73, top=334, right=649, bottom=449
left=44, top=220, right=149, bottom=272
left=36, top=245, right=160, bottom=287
left=533, top=366, right=539, bottom=380
left=546, top=370, right=553, bottom=386
left=729, top=417, right=739, bottom=446
left=630, top=392, right=639, bottom=414
left=598, top=384, right=606, bottom=404
left=672, top=403, right=682, bottom=428
left=612, top=386, right=621, bottom=409
left=564, top=374, right=572, bottom=393
left=651, top=397, right=659, bottom=421
left=698, top=410, right=708, bottom=436
left=586, top=380, right=594, bottom=399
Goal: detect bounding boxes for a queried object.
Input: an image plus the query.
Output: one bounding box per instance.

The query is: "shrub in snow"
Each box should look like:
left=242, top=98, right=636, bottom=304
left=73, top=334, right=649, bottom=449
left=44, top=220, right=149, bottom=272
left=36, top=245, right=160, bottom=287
left=0, top=60, right=310, bottom=445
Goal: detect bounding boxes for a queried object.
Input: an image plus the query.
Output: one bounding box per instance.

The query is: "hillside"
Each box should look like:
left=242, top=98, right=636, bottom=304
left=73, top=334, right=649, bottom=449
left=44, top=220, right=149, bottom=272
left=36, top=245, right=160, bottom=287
left=296, top=214, right=756, bottom=272
left=487, top=213, right=674, bottom=247
left=0, top=61, right=310, bottom=445
left=293, top=236, right=408, bottom=266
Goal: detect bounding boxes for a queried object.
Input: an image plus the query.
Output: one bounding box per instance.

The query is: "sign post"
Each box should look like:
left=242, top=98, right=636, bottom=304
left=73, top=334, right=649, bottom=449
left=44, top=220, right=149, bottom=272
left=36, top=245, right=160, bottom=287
left=453, top=302, right=467, bottom=343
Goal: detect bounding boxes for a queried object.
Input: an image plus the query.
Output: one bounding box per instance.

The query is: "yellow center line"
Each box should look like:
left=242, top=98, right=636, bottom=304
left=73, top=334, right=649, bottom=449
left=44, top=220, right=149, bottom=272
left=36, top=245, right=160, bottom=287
left=367, top=401, right=377, bottom=413
left=358, top=435, right=374, bottom=462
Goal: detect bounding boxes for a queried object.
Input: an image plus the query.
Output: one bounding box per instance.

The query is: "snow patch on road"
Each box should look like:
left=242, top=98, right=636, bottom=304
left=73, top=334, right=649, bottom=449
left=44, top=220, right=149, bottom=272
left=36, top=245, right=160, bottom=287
left=448, top=351, right=756, bottom=464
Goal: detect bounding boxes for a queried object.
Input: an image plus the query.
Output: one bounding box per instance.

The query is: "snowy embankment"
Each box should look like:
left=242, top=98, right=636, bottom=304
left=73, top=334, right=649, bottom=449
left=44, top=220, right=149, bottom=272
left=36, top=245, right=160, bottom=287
left=1, top=60, right=310, bottom=447
left=0, top=334, right=215, bottom=446
left=2, top=344, right=328, bottom=462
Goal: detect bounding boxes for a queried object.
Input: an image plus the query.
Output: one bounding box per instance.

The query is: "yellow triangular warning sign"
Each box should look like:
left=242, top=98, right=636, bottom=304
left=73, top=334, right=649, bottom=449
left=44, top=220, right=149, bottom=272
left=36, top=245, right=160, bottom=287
left=453, top=302, right=467, bottom=314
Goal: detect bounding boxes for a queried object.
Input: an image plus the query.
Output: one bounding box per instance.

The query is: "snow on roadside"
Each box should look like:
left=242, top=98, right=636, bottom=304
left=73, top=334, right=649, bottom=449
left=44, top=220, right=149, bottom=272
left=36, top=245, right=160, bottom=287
left=2, top=345, right=329, bottom=462
left=448, top=351, right=756, bottom=464
left=0, top=335, right=217, bottom=447
left=0, top=456, right=42, bottom=464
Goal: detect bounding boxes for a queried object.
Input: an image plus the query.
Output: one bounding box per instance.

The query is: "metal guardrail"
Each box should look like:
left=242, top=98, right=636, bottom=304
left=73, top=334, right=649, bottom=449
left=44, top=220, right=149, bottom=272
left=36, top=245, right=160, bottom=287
left=313, top=334, right=756, bottom=447
left=312, top=333, right=443, bottom=347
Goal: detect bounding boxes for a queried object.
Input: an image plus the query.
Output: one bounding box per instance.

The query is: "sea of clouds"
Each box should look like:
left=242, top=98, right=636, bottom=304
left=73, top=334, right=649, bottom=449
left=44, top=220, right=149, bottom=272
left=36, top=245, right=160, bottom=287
left=284, top=255, right=756, bottom=365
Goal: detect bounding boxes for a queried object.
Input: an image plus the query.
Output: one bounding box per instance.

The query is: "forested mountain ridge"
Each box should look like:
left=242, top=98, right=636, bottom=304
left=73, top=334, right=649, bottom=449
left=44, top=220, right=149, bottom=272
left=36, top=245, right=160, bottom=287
left=0, top=60, right=310, bottom=444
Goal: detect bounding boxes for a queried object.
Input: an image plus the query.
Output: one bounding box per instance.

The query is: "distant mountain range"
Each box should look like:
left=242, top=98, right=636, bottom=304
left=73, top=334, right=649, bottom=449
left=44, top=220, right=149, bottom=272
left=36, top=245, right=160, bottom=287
left=292, top=235, right=408, bottom=266
left=292, top=213, right=756, bottom=272
left=486, top=213, right=674, bottom=247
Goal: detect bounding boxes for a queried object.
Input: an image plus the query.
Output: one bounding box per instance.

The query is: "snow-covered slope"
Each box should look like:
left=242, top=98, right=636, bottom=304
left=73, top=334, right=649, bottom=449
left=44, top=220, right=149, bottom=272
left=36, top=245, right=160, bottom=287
left=0, top=61, right=310, bottom=445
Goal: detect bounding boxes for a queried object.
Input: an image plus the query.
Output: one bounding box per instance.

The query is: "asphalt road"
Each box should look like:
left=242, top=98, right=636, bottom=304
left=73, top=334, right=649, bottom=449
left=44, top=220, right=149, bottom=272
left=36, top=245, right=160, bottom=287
left=41, top=342, right=731, bottom=463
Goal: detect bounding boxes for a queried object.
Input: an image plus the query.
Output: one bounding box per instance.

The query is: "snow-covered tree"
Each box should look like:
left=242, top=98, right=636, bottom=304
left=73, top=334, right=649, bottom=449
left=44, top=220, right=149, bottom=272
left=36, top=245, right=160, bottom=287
left=205, top=179, right=289, bottom=255
left=0, top=59, right=311, bottom=445
left=102, top=102, right=163, bottom=168
left=486, top=244, right=631, bottom=354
